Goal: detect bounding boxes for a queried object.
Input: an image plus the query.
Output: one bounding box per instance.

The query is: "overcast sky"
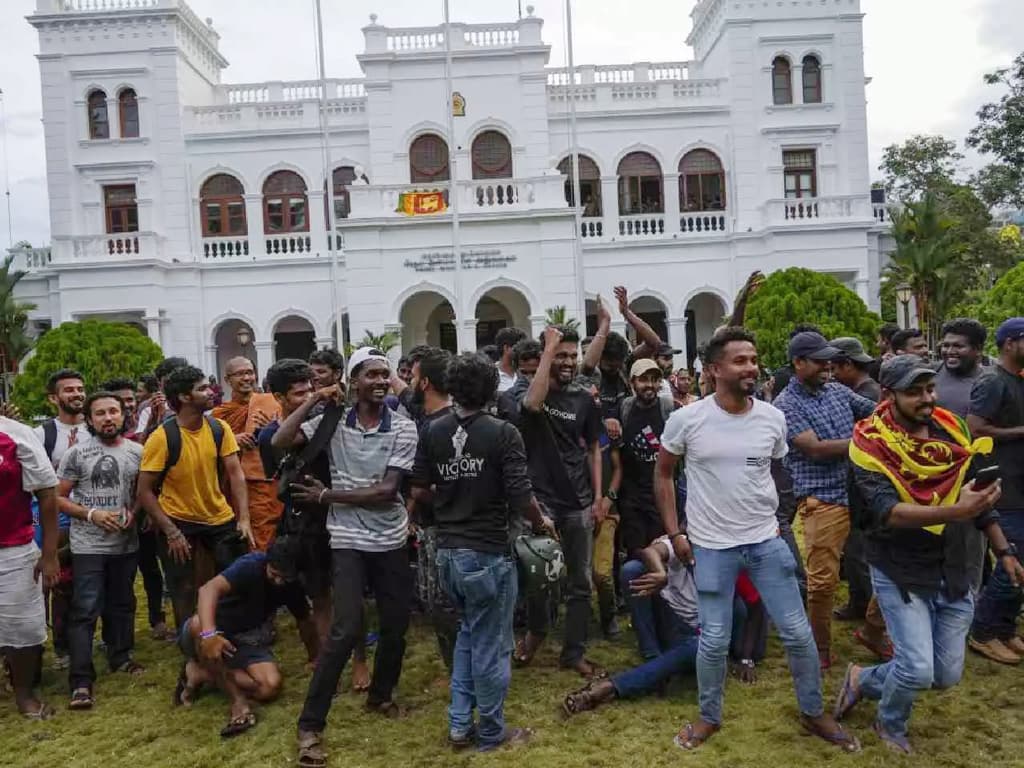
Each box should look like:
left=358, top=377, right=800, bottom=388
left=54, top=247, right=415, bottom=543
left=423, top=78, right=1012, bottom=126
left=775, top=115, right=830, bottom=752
left=0, top=0, right=1021, bottom=247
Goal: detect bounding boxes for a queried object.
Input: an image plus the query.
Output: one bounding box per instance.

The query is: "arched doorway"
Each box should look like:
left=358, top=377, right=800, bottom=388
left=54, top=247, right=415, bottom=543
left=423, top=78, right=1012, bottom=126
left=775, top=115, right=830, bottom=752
left=585, top=297, right=600, bottom=337
left=474, top=286, right=530, bottom=349
left=330, top=313, right=351, bottom=351
left=399, top=291, right=457, bottom=353
left=213, top=318, right=257, bottom=384
left=628, top=295, right=668, bottom=345
left=685, top=292, right=727, bottom=366
left=273, top=315, right=316, bottom=362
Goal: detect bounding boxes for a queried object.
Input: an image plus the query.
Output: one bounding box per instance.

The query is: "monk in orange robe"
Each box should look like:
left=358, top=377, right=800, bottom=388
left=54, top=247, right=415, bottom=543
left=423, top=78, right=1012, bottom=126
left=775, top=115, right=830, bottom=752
left=213, top=356, right=282, bottom=552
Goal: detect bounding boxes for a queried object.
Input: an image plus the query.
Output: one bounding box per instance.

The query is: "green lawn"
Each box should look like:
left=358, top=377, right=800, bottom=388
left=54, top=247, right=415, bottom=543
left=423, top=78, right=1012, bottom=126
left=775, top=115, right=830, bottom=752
left=1, top=587, right=1021, bottom=768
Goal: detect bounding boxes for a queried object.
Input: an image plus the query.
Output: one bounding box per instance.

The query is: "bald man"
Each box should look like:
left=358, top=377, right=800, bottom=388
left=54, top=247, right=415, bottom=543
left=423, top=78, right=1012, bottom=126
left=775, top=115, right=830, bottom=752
left=213, top=357, right=283, bottom=551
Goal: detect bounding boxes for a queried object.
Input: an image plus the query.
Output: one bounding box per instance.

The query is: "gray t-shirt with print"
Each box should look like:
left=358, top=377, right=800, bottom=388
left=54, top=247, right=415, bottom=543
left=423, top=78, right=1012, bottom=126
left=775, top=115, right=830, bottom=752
left=58, top=438, right=142, bottom=555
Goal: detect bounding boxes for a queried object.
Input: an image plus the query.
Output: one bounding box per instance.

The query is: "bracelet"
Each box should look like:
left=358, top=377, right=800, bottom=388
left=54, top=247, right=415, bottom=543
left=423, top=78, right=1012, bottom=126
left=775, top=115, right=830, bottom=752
left=86, top=508, right=96, bottom=523
left=318, top=488, right=328, bottom=505
left=198, top=629, right=220, bottom=641
left=167, top=529, right=185, bottom=542
left=669, top=531, right=688, bottom=541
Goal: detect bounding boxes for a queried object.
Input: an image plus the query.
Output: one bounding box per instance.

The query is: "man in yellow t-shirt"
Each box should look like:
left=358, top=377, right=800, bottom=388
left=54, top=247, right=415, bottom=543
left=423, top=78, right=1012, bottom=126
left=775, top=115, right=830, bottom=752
left=137, top=364, right=253, bottom=628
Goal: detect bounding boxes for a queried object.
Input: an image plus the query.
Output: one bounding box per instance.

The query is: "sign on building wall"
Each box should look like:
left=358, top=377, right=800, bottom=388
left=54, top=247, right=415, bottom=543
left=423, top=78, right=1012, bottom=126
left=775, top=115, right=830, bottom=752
left=404, top=248, right=517, bottom=272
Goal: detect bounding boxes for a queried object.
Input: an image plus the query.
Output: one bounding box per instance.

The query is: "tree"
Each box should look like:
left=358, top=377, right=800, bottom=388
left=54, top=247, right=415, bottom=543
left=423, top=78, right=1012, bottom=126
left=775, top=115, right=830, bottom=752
left=344, top=329, right=400, bottom=358
left=960, top=261, right=1024, bottom=346
left=544, top=306, right=581, bottom=332
left=967, top=52, right=1024, bottom=209
left=744, top=268, right=880, bottom=369
left=12, top=320, right=163, bottom=417
left=882, top=193, right=958, bottom=345
left=879, top=135, right=964, bottom=202
left=0, top=253, right=39, bottom=377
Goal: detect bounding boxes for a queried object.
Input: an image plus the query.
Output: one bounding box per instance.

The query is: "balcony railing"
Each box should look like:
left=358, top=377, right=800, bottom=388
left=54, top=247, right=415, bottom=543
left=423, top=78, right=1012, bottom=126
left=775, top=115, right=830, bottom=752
left=185, top=96, right=366, bottom=134
left=362, top=16, right=544, bottom=55
left=763, top=196, right=872, bottom=226
left=618, top=213, right=666, bottom=238
left=202, top=236, right=250, bottom=261
left=50, top=232, right=161, bottom=263
left=8, top=246, right=52, bottom=272
left=679, top=211, right=729, bottom=235
left=346, top=176, right=567, bottom=219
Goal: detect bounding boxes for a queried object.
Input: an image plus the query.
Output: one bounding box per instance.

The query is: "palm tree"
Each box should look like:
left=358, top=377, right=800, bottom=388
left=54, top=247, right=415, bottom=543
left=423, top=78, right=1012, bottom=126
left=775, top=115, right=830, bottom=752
left=544, top=305, right=581, bottom=332
left=0, top=253, right=37, bottom=377
left=345, top=329, right=400, bottom=357
left=882, top=193, right=958, bottom=345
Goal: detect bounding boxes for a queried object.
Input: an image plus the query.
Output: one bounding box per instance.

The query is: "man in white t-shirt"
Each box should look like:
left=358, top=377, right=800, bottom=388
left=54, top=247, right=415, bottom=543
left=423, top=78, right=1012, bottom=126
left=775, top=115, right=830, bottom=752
left=654, top=327, right=860, bottom=753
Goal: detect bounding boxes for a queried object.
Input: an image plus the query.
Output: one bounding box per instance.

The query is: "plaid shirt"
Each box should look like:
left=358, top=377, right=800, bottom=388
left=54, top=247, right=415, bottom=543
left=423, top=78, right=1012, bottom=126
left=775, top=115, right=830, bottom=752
left=773, top=378, right=877, bottom=505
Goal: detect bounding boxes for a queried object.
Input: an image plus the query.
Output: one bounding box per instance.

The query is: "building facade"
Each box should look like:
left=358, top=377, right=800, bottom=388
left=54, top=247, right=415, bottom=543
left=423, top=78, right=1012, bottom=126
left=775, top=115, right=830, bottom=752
left=16, top=0, right=892, bottom=381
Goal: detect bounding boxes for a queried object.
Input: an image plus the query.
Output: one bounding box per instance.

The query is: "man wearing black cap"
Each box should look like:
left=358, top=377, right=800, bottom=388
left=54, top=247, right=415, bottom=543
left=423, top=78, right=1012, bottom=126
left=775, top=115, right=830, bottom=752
left=773, top=332, right=880, bottom=669
left=968, top=317, right=1024, bottom=664
left=836, top=355, right=1020, bottom=754
left=829, top=337, right=881, bottom=403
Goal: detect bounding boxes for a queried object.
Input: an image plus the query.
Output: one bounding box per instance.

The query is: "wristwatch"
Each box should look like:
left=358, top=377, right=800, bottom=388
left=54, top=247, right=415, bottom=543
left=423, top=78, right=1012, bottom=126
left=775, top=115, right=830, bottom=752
left=995, top=543, right=1019, bottom=559
left=605, top=489, right=618, bottom=502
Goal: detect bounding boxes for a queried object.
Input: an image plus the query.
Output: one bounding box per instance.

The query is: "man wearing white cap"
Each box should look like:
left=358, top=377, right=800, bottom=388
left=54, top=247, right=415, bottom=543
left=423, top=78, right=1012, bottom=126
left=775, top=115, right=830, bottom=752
left=272, top=347, right=419, bottom=766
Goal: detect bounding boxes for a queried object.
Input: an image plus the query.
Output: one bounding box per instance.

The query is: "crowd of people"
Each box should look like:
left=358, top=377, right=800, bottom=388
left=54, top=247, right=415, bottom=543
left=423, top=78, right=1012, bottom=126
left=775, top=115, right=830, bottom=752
left=1, top=285, right=1023, bottom=764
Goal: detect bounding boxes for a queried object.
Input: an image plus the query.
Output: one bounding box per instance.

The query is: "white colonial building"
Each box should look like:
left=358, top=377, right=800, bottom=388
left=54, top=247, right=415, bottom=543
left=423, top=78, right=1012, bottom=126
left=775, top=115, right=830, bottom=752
left=14, top=0, right=893, bottom=381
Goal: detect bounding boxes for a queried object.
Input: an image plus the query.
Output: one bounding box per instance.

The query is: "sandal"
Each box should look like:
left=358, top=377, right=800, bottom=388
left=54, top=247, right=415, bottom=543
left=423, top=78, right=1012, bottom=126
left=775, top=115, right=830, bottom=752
left=478, top=726, right=533, bottom=752
left=799, top=714, right=861, bottom=753
left=172, top=663, right=201, bottom=707
left=297, top=730, right=328, bottom=768
left=562, top=679, right=615, bottom=716
left=833, top=663, right=861, bottom=721
left=364, top=700, right=407, bottom=719
left=673, top=721, right=719, bottom=750
left=560, top=658, right=608, bottom=680
left=220, top=710, right=257, bottom=739
left=69, top=687, right=94, bottom=710
left=513, top=634, right=544, bottom=668
left=115, top=660, right=145, bottom=676
left=22, top=702, right=56, bottom=720
left=873, top=720, right=912, bottom=754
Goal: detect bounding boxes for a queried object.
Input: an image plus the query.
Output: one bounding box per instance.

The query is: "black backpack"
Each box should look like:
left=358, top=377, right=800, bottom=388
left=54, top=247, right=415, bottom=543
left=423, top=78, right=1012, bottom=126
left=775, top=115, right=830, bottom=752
left=41, top=418, right=58, bottom=461
left=156, top=414, right=225, bottom=490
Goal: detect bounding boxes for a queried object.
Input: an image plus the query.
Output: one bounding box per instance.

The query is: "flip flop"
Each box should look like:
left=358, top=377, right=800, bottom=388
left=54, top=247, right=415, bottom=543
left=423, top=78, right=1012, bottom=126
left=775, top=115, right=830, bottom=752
left=799, top=714, right=861, bottom=753
left=833, top=663, right=861, bottom=721
left=22, top=702, right=56, bottom=721
left=298, top=730, right=328, bottom=768
left=69, top=688, right=94, bottom=710
left=220, top=710, right=257, bottom=739
left=672, top=722, right=719, bottom=750
left=873, top=721, right=912, bottom=754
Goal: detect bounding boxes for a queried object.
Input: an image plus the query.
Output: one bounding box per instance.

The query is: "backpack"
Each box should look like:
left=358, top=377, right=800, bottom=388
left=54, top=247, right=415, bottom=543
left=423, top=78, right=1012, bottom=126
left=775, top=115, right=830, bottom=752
left=618, top=394, right=675, bottom=428
left=156, top=414, right=225, bottom=490
left=41, top=418, right=57, bottom=461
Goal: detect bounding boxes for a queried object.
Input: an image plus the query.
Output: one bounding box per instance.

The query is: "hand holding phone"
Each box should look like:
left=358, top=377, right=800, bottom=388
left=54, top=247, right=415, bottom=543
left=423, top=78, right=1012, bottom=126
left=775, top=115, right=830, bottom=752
left=973, top=465, right=1001, bottom=490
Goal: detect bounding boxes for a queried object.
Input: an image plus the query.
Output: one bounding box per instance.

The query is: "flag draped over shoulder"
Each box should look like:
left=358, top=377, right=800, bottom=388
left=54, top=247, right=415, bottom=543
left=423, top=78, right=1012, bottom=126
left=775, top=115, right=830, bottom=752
left=849, top=400, right=993, bottom=535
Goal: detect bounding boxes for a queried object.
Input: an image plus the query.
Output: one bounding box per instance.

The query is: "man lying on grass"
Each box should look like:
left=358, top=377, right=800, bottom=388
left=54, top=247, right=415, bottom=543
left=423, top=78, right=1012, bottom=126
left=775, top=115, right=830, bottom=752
left=174, top=535, right=318, bottom=738
left=562, top=536, right=765, bottom=715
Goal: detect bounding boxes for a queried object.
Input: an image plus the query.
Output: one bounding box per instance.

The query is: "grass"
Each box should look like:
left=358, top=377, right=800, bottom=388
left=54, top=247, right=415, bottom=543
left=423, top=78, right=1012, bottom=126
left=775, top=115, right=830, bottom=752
left=1, top=583, right=1021, bottom=768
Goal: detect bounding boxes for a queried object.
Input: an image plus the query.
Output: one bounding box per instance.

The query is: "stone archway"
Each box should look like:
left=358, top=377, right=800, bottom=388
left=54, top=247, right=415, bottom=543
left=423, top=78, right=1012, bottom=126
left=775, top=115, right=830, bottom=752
left=628, top=295, right=668, bottom=345
left=273, top=315, right=316, bottom=363
left=399, top=291, right=457, bottom=353
left=473, top=285, right=531, bottom=349
left=685, top=292, right=727, bottom=365
left=213, top=318, right=257, bottom=389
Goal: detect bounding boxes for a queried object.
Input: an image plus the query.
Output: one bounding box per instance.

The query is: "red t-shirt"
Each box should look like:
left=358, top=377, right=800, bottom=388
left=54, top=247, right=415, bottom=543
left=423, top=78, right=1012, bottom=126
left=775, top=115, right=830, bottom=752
left=0, top=431, right=34, bottom=547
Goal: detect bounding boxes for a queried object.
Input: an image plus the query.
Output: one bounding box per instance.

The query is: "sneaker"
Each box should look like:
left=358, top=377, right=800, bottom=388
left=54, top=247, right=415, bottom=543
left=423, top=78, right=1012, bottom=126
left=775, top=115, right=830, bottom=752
left=968, top=637, right=1022, bottom=665
left=1005, top=636, right=1024, bottom=655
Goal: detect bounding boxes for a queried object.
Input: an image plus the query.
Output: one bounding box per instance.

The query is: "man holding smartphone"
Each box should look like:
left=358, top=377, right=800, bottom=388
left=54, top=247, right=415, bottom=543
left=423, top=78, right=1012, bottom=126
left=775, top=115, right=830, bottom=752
left=836, top=355, right=1024, bottom=755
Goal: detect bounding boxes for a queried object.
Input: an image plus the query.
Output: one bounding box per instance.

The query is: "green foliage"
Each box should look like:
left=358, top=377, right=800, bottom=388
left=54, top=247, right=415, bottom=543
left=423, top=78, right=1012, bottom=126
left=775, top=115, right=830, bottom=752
left=960, top=262, right=1024, bottom=344
left=544, top=306, right=581, bottom=331
left=879, top=134, right=964, bottom=201
left=967, top=51, right=1024, bottom=209
left=744, top=268, right=880, bottom=369
left=12, top=320, right=163, bottom=416
left=344, top=329, right=400, bottom=358
left=0, top=253, right=38, bottom=375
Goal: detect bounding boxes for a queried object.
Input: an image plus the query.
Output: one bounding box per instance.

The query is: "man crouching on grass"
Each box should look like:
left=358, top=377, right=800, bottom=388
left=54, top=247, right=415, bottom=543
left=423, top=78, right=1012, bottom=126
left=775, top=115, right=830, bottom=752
left=174, top=535, right=318, bottom=738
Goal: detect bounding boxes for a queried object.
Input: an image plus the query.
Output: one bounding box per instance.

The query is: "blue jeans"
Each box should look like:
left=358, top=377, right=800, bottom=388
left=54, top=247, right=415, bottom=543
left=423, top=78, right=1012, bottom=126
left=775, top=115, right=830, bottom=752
left=621, top=559, right=662, bottom=660
left=971, top=509, right=1024, bottom=641
left=693, top=537, right=821, bottom=725
left=612, top=608, right=698, bottom=698
left=858, top=567, right=973, bottom=737
left=437, top=548, right=518, bottom=751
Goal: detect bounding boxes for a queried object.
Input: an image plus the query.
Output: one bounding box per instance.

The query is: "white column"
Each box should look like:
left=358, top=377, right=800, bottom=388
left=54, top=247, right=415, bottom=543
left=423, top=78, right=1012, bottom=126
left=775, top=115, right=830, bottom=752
left=205, top=344, right=218, bottom=378
left=663, top=173, right=681, bottom=234
left=143, top=311, right=162, bottom=347
left=253, top=340, right=274, bottom=382
left=530, top=313, right=548, bottom=339
left=457, top=318, right=477, bottom=353
left=308, top=190, right=328, bottom=255
left=667, top=316, right=687, bottom=369
left=314, top=336, right=333, bottom=350
left=384, top=323, right=404, bottom=366
left=600, top=176, right=619, bottom=239
left=243, top=194, right=264, bottom=256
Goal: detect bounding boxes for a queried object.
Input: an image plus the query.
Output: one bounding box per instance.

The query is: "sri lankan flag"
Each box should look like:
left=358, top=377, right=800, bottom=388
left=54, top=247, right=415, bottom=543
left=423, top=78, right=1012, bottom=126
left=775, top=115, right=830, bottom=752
left=396, top=191, right=447, bottom=216
left=849, top=400, right=993, bottom=535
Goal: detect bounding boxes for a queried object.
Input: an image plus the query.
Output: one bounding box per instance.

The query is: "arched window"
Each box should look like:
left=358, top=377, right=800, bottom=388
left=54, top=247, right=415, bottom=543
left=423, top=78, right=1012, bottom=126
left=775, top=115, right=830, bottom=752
left=617, top=151, right=663, bottom=214
left=118, top=88, right=139, bottom=138
left=772, top=56, right=793, bottom=105
left=87, top=89, right=109, bottom=140
left=330, top=166, right=356, bottom=221
left=471, top=130, right=513, bottom=180
left=557, top=155, right=602, bottom=216
left=409, top=134, right=450, bottom=183
left=200, top=174, right=246, bottom=236
left=262, top=170, right=308, bottom=234
left=802, top=55, right=822, bottom=103
left=679, top=150, right=725, bottom=211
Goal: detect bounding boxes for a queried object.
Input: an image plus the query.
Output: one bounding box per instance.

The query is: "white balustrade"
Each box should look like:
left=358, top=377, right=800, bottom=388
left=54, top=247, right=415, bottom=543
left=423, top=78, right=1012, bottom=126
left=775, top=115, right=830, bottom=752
left=58, top=0, right=160, bottom=10
left=611, top=83, right=658, bottom=101
left=648, top=61, right=690, bottom=80
left=580, top=219, right=603, bottom=238
left=466, top=181, right=533, bottom=209
left=618, top=214, right=666, bottom=238
left=386, top=28, right=444, bottom=51
left=225, top=85, right=269, bottom=104
left=68, top=232, right=157, bottom=261
left=202, top=236, right=249, bottom=260
left=872, top=203, right=893, bottom=223
left=764, top=196, right=869, bottom=226
left=264, top=233, right=313, bottom=256
left=463, top=24, right=519, bottom=47
left=548, top=76, right=723, bottom=106
left=679, top=211, right=729, bottom=235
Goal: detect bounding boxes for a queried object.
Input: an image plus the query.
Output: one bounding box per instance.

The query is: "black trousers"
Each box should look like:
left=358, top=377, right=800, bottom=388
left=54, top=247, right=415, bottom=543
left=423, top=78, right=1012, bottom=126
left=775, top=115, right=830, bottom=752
left=136, top=529, right=166, bottom=628
left=297, top=547, right=412, bottom=733
left=843, top=528, right=873, bottom=614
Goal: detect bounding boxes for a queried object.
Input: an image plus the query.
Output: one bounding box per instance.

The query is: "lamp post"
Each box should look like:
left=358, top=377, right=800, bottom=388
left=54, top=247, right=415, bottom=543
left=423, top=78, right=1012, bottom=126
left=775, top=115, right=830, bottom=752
left=235, top=325, right=253, bottom=349
left=896, top=283, right=912, bottom=330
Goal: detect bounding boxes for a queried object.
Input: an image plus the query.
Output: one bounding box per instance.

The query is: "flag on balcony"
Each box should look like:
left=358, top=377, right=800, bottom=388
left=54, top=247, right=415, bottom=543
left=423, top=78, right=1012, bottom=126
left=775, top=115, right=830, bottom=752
left=396, top=191, right=447, bottom=216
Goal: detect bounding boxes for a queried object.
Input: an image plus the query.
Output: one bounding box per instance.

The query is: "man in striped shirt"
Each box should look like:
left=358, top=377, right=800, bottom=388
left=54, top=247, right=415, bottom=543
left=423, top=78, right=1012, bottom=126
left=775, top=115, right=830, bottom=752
left=273, top=347, right=418, bottom=766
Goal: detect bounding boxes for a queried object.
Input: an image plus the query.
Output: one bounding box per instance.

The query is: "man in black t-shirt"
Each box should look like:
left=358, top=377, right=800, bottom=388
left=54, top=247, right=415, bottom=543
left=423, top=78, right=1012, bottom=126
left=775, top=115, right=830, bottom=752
left=618, top=359, right=676, bottom=558
left=968, top=317, right=1024, bottom=663
left=515, top=325, right=604, bottom=677
left=411, top=353, right=553, bottom=751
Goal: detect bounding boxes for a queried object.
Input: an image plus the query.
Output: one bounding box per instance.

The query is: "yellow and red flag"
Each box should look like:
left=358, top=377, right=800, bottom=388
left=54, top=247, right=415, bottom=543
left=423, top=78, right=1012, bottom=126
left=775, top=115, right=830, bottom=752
left=849, top=400, right=992, bottom=535
left=397, top=191, right=447, bottom=216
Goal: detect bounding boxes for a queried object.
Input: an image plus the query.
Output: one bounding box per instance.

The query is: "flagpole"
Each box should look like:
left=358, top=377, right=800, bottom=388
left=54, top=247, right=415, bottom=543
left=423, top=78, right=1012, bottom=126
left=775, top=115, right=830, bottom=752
left=313, top=0, right=344, bottom=352
left=565, top=0, right=586, bottom=325
left=0, top=89, right=13, bottom=248
left=443, top=0, right=464, bottom=350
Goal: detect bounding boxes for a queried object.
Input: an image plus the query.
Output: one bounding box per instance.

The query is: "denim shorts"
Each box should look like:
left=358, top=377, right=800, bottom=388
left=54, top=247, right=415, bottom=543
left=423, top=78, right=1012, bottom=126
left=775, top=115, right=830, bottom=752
left=178, top=620, right=275, bottom=671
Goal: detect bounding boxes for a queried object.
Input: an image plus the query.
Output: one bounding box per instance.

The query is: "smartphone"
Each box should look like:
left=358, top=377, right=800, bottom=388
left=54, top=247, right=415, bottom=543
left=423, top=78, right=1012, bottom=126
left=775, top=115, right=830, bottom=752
left=973, top=465, right=1001, bottom=490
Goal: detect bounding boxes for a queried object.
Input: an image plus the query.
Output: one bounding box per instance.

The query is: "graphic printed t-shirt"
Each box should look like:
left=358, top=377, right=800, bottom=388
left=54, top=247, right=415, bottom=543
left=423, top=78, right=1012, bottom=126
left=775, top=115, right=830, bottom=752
left=518, top=385, right=603, bottom=514
left=140, top=418, right=239, bottom=526
left=58, top=438, right=142, bottom=555
left=660, top=396, right=788, bottom=550
left=619, top=399, right=666, bottom=514
left=0, top=417, right=58, bottom=547
left=34, top=420, right=85, bottom=468
left=215, top=552, right=309, bottom=636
